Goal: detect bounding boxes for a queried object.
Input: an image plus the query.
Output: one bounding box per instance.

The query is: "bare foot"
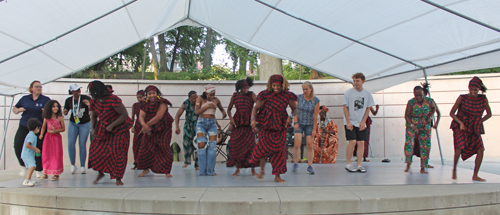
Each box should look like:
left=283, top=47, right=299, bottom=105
left=452, top=169, right=457, bottom=180
left=428, top=165, right=434, bottom=168
left=420, top=168, right=428, bottom=174
left=116, top=179, right=124, bottom=186
left=251, top=168, right=259, bottom=177
left=363, top=158, right=370, bottom=162
left=182, top=164, right=189, bottom=168
left=195, top=167, right=199, bottom=170
left=256, top=171, right=264, bottom=180
left=138, top=169, right=150, bottom=177
left=404, top=163, right=410, bottom=172
left=274, top=176, right=285, bottom=183
left=232, top=169, right=240, bottom=176
left=93, top=172, right=105, bottom=184
left=166, top=174, right=173, bottom=178
left=473, top=176, right=486, bottom=181
left=131, top=164, right=137, bottom=170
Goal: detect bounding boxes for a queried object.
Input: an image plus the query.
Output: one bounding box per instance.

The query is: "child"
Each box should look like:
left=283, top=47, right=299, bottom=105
left=131, top=89, right=145, bottom=170
left=21, top=118, right=43, bottom=186
left=39, top=100, right=65, bottom=180
left=343, top=73, right=375, bottom=173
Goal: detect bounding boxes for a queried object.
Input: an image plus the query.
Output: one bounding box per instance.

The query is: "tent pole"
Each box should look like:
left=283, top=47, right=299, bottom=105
left=0, top=97, right=14, bottom=167
left=422, top=0, right=500, bottom=33
left=422, top=69, right=444, bottom=165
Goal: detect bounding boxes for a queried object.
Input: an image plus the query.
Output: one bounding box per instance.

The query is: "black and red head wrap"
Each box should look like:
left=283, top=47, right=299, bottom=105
left=270, top=74, right=283, bottom=84
left=145, top=85, right=160, bottom=94
left=468, top=76, right=482, bottom=89
left=242, top=81, right=249, bottom=88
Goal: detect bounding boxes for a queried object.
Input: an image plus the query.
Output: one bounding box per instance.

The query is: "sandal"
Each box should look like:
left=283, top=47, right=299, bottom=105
left=51, top=175, right=59, bottom=181
left=382, top=158, right=391, bottom=163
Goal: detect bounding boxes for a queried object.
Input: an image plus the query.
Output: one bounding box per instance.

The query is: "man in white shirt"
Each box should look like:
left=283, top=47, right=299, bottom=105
left=343, top=73, right=375, bottom=173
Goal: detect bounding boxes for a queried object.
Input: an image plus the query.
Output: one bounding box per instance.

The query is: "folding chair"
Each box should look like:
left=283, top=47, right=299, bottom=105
left=216, top=124, right=230, bottom=162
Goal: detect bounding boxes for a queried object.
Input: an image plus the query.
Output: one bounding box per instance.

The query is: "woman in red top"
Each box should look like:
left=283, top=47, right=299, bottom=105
left=249, top=75, right=298, bottom=183
left=87, top=81, right=132, bottom=186
left=227, top=77, right=257, bottom=176
left=450, top=76, right=492, bottom=181
left=137, top=85, right=174, bottom=178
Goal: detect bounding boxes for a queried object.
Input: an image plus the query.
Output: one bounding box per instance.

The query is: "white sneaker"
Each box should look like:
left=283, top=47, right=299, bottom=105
left=35, top=171, right=43, bottom=178
left=345, top=164, right=358, bottom=172
left=19, top=167, right=26, bottom=176
left=22, top=179, right=35, bottom=187
left=70, top=165, right=77, bottom=174
left=80, top=166, right=86, bottom=174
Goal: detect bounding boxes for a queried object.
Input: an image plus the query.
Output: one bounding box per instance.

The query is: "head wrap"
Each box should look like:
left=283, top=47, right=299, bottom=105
left=242, top=81, right=249, bottom=88
left=320, top=105, right=329, bottom=112
left=205, top=84, right=215, bottom=93
left=105, top=85, right=113, bottom=94
left=270, top=74, right=283, bottom=84
left=145, top=85, right=159, bottom=93
left=136, top=90, right=145, bottom=96
left=468, top=76, right=482, bottom=89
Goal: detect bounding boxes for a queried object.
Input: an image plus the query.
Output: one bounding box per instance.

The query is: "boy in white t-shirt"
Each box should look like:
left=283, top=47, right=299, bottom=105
left=343, top=73, right=375, bottom=173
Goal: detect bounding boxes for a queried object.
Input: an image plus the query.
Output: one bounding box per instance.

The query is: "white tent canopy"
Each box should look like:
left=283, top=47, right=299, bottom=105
left=2, top=0, right=500, bottom=95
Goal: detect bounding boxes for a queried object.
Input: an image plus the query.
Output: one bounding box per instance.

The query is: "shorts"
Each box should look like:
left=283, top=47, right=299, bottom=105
left=294, top=124, right=313, bottom=136
left=22, top=157, right=36, bottom=168
left=345, top=125, right=368, bottom=141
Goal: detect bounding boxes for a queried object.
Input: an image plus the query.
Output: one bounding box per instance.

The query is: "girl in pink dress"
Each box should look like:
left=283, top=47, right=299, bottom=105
left=39, top=100, right=65, bottom=180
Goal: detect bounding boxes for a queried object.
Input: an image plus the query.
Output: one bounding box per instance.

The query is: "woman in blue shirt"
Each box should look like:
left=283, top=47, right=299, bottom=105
left=12, top=81, right=50, bottom=177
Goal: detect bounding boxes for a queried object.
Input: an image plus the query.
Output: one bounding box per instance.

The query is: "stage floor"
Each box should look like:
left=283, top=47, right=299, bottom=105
left=1, top=159, right=500, bottom=188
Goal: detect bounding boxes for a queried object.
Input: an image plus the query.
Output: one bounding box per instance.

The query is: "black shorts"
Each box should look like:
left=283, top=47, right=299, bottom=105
left=345, top=125, right=368, bottom=141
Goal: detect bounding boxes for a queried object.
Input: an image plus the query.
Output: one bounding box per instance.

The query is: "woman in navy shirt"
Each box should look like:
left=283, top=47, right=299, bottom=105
left=12, top=81, right=50, bottom=177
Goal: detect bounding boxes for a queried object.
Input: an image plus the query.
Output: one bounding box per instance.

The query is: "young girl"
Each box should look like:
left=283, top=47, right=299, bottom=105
left=39, top=100, right=65, bottom=180
left=131, top=90, right=145, bottom=170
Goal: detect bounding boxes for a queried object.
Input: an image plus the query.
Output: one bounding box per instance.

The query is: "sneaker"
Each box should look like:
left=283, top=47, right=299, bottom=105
left=19, top=167, right=26, bottom=176
left=307, top=166, right=315, bottom=175
left=22, top=179, right=35, bottom=187
left=292, top=163, right=298, bottom=172
left=35, top=171, right=43, bottom=178
left=80, top=166, right=86, bottom=174
left=345, top=164, right=357, bottom=172
left=357, top=165, right=367, bottom=173
left=70, top=165, right=77, bottom=174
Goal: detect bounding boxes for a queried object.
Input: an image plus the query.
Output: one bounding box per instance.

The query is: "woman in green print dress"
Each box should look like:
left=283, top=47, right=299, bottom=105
left=404, top=83, right=437, bottom=174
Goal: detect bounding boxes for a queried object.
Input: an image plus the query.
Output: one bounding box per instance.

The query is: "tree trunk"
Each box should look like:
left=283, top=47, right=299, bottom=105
left=203, top=28, right=213, bottom=71
left=169, top=29, right=181, bottom=72
left=309, top=69, right=324, bottom=79
left=93, top=59, right=107, bottom=72
left=158, top=33, right=169, bottom=72
left=259, top=53, right=282, bottom=81
left=141, top=41, right=149, bottom=79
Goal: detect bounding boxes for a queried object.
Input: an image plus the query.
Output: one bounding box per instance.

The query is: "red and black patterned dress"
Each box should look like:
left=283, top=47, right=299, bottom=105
left=136, top=98, right=174, bottom=174
left=88, top=94, right=133, bottom=179
left=132, top=101, right=144, bottom=165
left=451, top=94, right=487, bottom=161
left=227, top=91, right=256, bottom=168
left=353, top=116, right=372, bottom=157
left=248, top=90, right=297, bottom=175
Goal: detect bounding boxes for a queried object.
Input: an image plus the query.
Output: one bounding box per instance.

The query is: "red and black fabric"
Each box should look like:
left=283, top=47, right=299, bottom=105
left=450, top=94, right=487, bottom=160
left=248, top=90, right=297, bottom=175
left=88, top=94, right=132, bottom=179
left=353, top=116, right=372, bottom=157
left=136, top=98, right=174, bottom=174
left=132, top=102, right=144, bottom=164
left=227, top=92, right=256, bottom=168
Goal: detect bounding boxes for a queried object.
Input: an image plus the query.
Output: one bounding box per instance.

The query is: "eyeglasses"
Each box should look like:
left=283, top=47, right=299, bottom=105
left=33, top=86, right=42, bottom=89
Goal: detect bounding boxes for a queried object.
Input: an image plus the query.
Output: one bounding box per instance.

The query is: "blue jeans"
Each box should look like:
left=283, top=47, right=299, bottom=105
left=196, top=118, right=218, bottom=176
left=294, top=124, right=313, bottom=136
left=67, top=121, right=91, bottom=167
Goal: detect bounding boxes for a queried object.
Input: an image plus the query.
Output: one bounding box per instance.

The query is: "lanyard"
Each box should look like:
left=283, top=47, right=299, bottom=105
left=72, top=96, right=81, bottom=117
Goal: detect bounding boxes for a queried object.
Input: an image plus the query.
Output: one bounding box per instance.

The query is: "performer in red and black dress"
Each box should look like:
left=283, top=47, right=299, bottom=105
left=87, top=81, right=132, bottom=186
left=450, top=76, right=491, bottom=181
left=353, top=105, right=378, bottom=162
left=249, top=74, right=298, bottom=183
left=131, top=90, right=145, bottom=170
left=227, top=77, right=258, bottom=176
left=137, top=85, right=174, bottom=178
